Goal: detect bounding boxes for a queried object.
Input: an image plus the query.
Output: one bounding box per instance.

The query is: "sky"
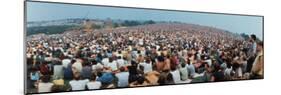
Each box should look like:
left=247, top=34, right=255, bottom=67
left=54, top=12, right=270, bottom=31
left=26, top=1, right=263, bottom=39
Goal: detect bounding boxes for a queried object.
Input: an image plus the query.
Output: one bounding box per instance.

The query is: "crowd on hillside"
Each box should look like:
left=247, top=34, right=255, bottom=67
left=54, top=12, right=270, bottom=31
left=26, top=23, right=263, bottom=93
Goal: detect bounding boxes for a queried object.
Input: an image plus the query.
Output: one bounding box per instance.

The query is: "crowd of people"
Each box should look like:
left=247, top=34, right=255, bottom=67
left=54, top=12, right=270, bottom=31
left=26, top=23, right=263, bottom=93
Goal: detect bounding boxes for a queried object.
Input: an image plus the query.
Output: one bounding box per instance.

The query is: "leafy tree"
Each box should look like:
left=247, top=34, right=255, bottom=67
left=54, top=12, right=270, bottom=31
left=27, top=25, right=78, bottom=36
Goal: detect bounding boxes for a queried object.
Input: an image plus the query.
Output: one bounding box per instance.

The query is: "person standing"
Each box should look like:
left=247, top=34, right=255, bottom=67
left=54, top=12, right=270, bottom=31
left=246, top=34, right=257, bottom=72
left=251, top=42, right=264, bottom=79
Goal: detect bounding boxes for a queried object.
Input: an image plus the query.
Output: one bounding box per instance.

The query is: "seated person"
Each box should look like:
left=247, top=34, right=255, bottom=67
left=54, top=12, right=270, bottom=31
left=104, top=57, right=118, bottom=72
left=179, top=63, right=189, bottom=81
left=86, top=73, right=102, bottom=90
left=81, top=61, right=92, bottom=79
left=37, top=75, right=54, bottom=93
left=115, top=67, right=130, bottom=87
left=144, top=71, right=160, bottom=85
left=139, top=57, right=153, bottom=74
left=129, top=75, right=149, bottom=87
left=158, top=71, right=175, bottom=85
left=69, top=72, right=89, bottom=91
left=96, top=72, right=115, bottom=88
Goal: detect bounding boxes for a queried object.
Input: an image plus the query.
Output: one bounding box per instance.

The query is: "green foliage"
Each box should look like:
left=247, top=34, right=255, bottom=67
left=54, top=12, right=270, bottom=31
left=27, top=25, right=78, bottom=36
left=120, top=20, right=155, bottom=27
left=113, top=23, right=119, bottom=28
left=143, top=20, right=156, bottom=25
left=240, top=33, right=261, bottom=41
left=26, top=20, right=157, bottom=36
left=92, top=24, right=102, bottom=29
left=121, top=20, right=141, bottom=26
left=240, top=33, right=250, bottom=40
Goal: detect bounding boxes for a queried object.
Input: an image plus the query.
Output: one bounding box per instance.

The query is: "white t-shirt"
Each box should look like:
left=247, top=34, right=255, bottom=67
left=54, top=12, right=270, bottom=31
left=138, top=39, right=144, bottom=45
left=69, top=79, right=89, bottom=91
left=62, top=59, right=71, bottom=68
left=205, top=59, right=212, bottom=67
left=53, top=65, right=63, bottom=79
left=38, top=82, right=54, bottom=93
left=86, top=81, right=102, bottom=90
left=179, top=66, right=189, bottom=81
left=117, top=59, right=126, bottom=68
left=129, top=36, right=133, bottom=41
left=224, top=67, right=233, bottom=77
left=106, top=61, right=118, bottom=71
left=140, top=50, right=146, bottom=56
left=170, top=70, right=181, bottom=83
left=252, top=42, right=257, bottom=55
left=139, top=62, right=153, bottom=74
left=102, top=58, right=109, bottom=66
left=115, top=72, right=129, bottom=87
left=236, top=67, right=243, bottom=77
